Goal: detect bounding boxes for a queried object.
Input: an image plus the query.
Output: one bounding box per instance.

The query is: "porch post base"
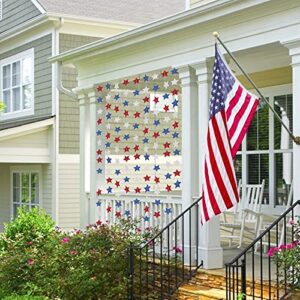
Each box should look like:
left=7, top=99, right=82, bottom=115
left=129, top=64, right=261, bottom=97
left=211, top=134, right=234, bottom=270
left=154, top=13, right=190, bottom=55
left=183, top=245, right=197, bottom=266
left=198, top=246, right=223, bottom=269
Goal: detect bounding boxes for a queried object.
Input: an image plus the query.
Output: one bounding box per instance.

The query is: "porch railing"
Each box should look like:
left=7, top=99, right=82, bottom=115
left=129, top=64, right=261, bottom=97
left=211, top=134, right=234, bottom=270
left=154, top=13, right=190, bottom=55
left=128, top=197, right=202, bottom=300
left=226, top=199, right=300, bottom=300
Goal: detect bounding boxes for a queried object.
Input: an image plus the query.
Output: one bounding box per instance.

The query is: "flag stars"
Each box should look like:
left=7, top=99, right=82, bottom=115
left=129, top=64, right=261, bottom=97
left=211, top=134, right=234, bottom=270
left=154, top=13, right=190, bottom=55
left=153, top=85, right=160, bottom=91
left=134, top=145, right=140, bottom=152
left=166, top=185, right=172, bottom=192
left=107, top=186, right=113, bottom=194
left=154, top=176, right=160, bottom=184
left=123, top=79, right=129, bottom=85
left=174, top=180, right=181, bottom=188
left=134, top=165, right=141, bottom=172
left=134, top=187, right=141, bottom=193
left=144, top=185, right=151, bottom=192
left=133, top=89, right=140, bottom=96
left=154, top=211, right=161, bottom=218
left=144, top=175, right=151, bottom=181
left=134, top=112, right=141, bottom=118
left=173, top=169, right=181, bottom=177
left=161, top=70, right=169, bottom=77
left=124, top=176, right=130, bottom=183
left=115, top=169, right=121, bottom=176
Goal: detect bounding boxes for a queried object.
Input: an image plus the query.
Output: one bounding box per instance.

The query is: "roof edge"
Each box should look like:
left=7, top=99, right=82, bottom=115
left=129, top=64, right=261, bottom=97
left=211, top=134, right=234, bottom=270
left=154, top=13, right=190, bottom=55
left=31, top=0, right=46, bottom=14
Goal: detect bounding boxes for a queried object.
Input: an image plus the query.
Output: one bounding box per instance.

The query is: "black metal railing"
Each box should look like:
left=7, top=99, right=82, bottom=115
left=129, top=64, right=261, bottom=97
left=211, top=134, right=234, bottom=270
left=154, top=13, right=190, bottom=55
left=128, top=197, right=203, bottom=299
left=226, top=199, right=300, bottom=300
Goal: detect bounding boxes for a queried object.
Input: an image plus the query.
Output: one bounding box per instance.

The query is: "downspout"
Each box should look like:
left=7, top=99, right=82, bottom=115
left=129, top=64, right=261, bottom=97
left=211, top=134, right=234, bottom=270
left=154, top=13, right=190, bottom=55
left=185, top=0, right=191, bottom=10
left=56, top=60, right=77, bottom=99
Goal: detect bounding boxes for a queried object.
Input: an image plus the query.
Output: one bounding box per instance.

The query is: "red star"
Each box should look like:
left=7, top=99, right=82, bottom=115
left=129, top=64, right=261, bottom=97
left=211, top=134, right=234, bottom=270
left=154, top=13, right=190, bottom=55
left=143, top=127, right=149, bottom=135
left=97, top=157, right=102, bottom=163
left=166, top=185, right=172, bottom=192
left=106, top=177, right=113, bottom=184
left=173, top=169, right=181, bottom=177
left=154, top=176, right=160, bottom=184
left=134, top=153, right=141, bottom=160
left=124, top=186, right=130, bottom=193
left=97, top=118, right=102, bottom=125
left=96, top=220, right=102, bottom=226
left=153, top=97, right=159, bottom=104
left=161, top=70, right=168, bottom=77
left=105, top=133, right=111, bottom=139
left=123, top=146, right=130, bottom=152
left=115, top=211, right=121, bottom=218
left=96, top=149, right=102, bottom=155
left=144, top=206, right=150, bottom=213
left=144, top=175, right=151, bottom=181
left=163, top=151, right=171, bottom=157
left=105, top=103, right=111, bottom=110
left=114, top=137, right=121, bottom=143
left=164, top=142, right=171, bottom=149
left=134, top=145, right=139, bottom=152
left=115, top=181, right=120, bottom=188
left=123, top=156, right=130, bottom=162
left=135, top=187, right=141, bottom=193
left=123, top=110, right=129, bottom=117
left=114, top=106, right=119, bottom=113
left=134, top=112, right=140, bottom=118
left=143, top=96, right=150, bottom=103
left=106, top=206, right=112, bottom=213
left=154, top=211, right=161, bottom=218
left=97, top=85, right=103, bottom=92
left=133, top=77, right=140, bottom=84
left=163, top=105, right=170, bottom=112
left=96, top=189, right=102, bottom=196
left=123, top=79, right=129, bottom=85
left=173, top=121, right=179, bottom=129
left=171, top=88, right=179, bottom=95
left=153, top=132, right=160, bottom=139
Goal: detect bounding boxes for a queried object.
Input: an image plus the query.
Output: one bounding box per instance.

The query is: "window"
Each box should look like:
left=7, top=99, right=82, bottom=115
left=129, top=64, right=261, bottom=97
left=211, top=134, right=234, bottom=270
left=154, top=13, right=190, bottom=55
left=0, top=49, right=34, bottom=120
left=11, top=168, right=40, bottom=218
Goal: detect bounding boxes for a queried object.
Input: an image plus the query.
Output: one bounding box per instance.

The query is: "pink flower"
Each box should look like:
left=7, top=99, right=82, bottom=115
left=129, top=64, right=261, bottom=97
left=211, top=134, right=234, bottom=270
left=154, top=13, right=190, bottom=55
left=70, top=250, right=78, bottom=255
left=287, top=244, right=293, bottom=250
left=27, top=241, right=33, bottom=246
left=61, top=237, right=70, bottom=244
left=289, top=219, right=296, bottom=225
left=279, top=245, right=287, bottom=250
left=268, top=248, right=274, bottom=257
left=173, top=246, right=182, bottom=253
left=27, top=259, right=34, bottom=265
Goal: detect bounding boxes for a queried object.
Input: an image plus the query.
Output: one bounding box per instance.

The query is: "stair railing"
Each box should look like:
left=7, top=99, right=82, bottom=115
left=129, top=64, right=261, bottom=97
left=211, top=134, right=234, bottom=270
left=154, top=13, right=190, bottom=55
left=128, top=197, right=203, bottom=299
left=226, top=199, right=300, bottom=300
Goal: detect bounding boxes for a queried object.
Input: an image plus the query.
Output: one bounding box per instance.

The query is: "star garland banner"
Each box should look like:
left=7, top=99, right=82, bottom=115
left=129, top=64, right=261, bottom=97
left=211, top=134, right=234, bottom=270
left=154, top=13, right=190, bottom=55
left=95, top=68, right=182, bottom=223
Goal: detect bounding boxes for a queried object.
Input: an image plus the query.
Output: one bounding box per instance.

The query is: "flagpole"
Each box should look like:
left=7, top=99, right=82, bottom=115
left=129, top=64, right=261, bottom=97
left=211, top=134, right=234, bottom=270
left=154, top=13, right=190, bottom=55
left=213, top=32, right=300, bottom=145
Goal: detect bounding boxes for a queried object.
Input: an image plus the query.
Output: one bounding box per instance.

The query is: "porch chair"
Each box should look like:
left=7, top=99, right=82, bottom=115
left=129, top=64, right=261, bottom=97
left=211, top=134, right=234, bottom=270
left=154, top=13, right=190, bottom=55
left=221, top=179, right=265, bottom=248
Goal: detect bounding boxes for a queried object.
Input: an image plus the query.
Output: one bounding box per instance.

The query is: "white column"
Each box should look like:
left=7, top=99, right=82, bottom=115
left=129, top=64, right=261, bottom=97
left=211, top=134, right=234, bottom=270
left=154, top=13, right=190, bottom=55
left=284, top=40, right=300, bottom=206
left=178, top=65, right=199, bottom=264
left=194, top=60, right=223, bottom=269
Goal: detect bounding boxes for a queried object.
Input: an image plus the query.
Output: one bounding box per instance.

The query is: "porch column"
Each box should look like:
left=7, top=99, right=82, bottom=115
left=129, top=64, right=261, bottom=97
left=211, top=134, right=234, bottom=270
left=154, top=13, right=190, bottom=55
left=178, top=65, right=199, bottom=264
left=194, top=60, right=223, bottom=269
left=284, top=40, right=300, bottom=206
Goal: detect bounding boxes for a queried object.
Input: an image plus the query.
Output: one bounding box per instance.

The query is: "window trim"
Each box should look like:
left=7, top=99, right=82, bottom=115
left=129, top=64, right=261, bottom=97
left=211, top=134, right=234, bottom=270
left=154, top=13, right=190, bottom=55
left=0, top=48, right=34, bottom=121
left=10, top=165, right=42, bottom=219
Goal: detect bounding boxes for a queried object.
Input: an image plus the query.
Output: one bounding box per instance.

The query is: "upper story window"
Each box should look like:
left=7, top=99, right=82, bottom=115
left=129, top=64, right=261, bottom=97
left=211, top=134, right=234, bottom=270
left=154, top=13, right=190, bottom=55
left=0, top=48, right=34, bottom=120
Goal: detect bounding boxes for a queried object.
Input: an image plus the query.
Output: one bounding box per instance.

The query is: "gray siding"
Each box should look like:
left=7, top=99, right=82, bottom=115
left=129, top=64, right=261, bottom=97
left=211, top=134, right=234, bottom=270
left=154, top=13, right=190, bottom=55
left=0, top=34, right=52, bottom=130
left=0, top=0, right=41, bottom=34
left=59, top=34, right=99, bottom=154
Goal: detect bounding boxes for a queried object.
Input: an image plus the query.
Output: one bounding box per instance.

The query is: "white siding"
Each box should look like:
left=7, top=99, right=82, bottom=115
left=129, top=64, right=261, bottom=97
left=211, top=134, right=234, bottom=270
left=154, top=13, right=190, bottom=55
left=0, top=164, right=11, bottom=231
left=58, top=160, right=80, bottom=230
left=42, top=163, right=52, bottom=216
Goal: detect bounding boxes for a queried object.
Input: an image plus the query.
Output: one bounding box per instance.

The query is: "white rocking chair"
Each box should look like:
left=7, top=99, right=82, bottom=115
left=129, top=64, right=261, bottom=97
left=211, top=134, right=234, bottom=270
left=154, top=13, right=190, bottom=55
left=221, top=179, right=265, bottom=248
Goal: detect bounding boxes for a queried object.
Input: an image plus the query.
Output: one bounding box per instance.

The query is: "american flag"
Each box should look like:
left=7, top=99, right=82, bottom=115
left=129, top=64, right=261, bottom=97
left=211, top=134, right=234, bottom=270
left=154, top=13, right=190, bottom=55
left=200, top=45, right=259, bottom=223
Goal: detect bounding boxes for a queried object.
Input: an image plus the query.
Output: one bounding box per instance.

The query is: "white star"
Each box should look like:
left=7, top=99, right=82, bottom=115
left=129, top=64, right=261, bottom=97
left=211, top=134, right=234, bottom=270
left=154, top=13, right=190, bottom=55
left=153, top=143, right=158, bottom=150
left=164, top=116, right=171, bottom=123
left=124, top=122, right=130, bottom=128
left=115, top=117, right=120, bottom=123
left=106, top=123, right=111, bottom=129
left=123, top=90, right=129, bottom=96
left=144, top=146, right=149, bottom=152
left=143, top=86, right=150, bottom=93
left=106, top=94, right=111, bottom=100
left=171, top=78, right=178, bottom=85
left=152, top=73, right=158, bottom=80
left=97, top=109, right=103, bottom=115
left=164, top=81, right=169, bottom=88
left=154, top=188, right=160, bottom=195
left=114, top=83, right=119, bottom=90
left=97, top=140, right=102, bottom=146
left=115, top=147, right=120, bottom=153
left=144, top=118, right=149, bottom=124
left=133, top=100, right=139, bottom=107
left=106, top=149, right=111, bottom=155
left=153, top=110, right=159, bottom=116
left=173, top=140, right=179, bottom=147
left=134, top=135, right=139, bottom=142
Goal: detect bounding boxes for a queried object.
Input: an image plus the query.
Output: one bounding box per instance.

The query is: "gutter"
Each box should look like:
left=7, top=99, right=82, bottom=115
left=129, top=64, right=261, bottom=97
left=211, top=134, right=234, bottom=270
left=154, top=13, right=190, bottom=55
left=56, top=61, right=77, bottom=99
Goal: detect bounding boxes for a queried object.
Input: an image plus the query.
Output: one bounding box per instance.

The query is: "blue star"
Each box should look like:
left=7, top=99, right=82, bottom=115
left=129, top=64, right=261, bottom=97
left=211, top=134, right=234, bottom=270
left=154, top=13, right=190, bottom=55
left=97, top=97, right=103, bottom=103
left=144, top=185, right=151, bottom=192
left=171, top=68, right=178, bottom=74
left=173, top=149, right=180, bottom=155
left=144, top=106, right=150, bottom=114
left=153, top=165, right=160, bottom=171
left=115, top=127, right=121, bottom=133
left=123, top=134, right=130, bottom=141
left=96, top=130, right=102, bottom=136
left=123, top=100, right=129, bottom=107
left=106, top=113, right=112, bottom=120
left=174, top=180, right=181, bottom=188
left=172, top=99, right=179, bottom=107
left=97, top=168, right=103, bottom=174
left=144, top=154, right=150, bottom=160
left=163, top=128, right=170, bottom=135
left=106, top=83, right=111, bottom=89
left=153, top=85, right=159, bottom=91
left=154, top=199, right=161, bottom=206
left=105, top=142, right=111, bottom=148
left=153, top=119, right=160, bottom=126
left=115, top=169, right=121, bottom=176
left=172, top=132, right=179, bottom=138
left=144, top=216, right=150, bottom=222
left=134, top=165, right=141, bottom=172
left=133, top=89, right=140, bottom=96
left=133, top=123, right=139, bottom=130
left=114, top=94, right=120, bottom=101
left=106, top=157, right=112, bottom=163
left=124, top=176, right=130, bottom=182
left=107, top=186, right=113, bottom=193
left=96, top=201, right=102, bottom=207
left=143, top=74, right=149, bottom=81
left=116, top=201, right=122, bottom=208
left=165, top=207, right=172, bottom=214
left=163, top=93, right=169, bottom=99
left=143, top=137, right=149, bottom=144
left=133, top=198, right=140, bottom=205
left=124, top=210, right=131, bottom=217
left=165, top=173, right=172, bottom=179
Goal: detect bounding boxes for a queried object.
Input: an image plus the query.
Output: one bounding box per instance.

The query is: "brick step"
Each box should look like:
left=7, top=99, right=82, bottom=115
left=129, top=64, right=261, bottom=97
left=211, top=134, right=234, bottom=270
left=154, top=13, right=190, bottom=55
left=176, top=284, right=226, bottom=300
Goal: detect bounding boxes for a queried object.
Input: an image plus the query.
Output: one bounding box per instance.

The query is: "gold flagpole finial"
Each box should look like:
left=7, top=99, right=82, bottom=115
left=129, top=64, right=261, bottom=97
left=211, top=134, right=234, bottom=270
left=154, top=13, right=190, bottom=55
left=213, top=32, right=219, bottom=38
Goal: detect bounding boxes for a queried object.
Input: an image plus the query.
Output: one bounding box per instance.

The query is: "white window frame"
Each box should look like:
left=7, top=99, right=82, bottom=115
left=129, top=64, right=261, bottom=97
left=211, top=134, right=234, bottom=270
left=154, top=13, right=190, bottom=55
left=10, top=165, right=42, bottom=219
left=0, top=48, right=34, bottom=121
left=238, top=83, right=293, bottom=215
left=0, top=0, right=3, bottom=21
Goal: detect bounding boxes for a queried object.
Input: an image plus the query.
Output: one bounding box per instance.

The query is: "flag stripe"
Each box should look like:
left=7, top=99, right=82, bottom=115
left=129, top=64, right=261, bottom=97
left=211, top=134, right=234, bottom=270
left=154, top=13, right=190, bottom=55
left=226, top=85, right=243, bottom=121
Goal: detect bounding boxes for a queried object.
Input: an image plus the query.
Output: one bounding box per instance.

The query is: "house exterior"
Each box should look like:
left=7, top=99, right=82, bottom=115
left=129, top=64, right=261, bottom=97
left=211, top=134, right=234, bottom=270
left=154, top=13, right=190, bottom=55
left=51, top=0, right=300, bottom=269
left=0, top=0, right=185, bottom=231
